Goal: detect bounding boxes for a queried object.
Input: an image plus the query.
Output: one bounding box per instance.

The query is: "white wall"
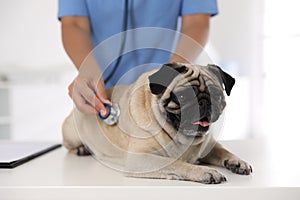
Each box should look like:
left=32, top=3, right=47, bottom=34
left=262, top=0, right=300, bottom=140
left=0, top=0, right=70, bottom=69
left=210, top=0, right=263, bottom=76
left=0, top=0, right=75, bottom=141
left=209, top=0, right=264, bottom=138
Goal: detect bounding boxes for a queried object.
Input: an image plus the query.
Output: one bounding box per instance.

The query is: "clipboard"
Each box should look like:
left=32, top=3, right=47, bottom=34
left=0, top=141, right=61, bottom=168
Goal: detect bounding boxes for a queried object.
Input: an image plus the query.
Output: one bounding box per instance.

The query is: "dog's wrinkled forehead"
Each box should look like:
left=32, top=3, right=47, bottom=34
left=148, top=62, right=235, bottom=96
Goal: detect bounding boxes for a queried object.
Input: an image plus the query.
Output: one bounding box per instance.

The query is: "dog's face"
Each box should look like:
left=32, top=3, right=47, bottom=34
left=148, top=63, right=235, bottom=138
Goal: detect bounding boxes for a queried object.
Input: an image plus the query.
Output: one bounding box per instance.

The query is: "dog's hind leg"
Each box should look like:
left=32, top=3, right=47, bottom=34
left=62, top=111, right=90, bottom=156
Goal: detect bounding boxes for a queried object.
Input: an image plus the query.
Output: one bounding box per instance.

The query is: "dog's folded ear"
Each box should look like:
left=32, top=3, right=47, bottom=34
left=208, top=64, right=235, bottom=96
left=148, top=63, right=187, bottom=95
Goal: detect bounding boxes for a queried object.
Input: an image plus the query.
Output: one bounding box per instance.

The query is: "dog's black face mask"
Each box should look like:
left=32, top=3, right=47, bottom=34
left=166, top=86, right=212, bottom=136
left=149, top=63, right=235, bottom=137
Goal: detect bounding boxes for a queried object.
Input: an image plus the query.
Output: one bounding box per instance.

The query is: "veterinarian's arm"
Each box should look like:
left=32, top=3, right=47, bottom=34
left=61, top=16, right=111, bottom=115
left=61, top=16, right=93, bottom=70
left=170, top=14, right=210, bottom=63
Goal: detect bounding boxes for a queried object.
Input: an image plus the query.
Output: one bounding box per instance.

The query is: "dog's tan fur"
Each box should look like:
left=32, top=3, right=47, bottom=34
left=62, top=64, right=252, bottom=184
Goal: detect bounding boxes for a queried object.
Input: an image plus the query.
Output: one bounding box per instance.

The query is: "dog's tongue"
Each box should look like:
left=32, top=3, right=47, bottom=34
left=193, top=120, right=210, bottom=127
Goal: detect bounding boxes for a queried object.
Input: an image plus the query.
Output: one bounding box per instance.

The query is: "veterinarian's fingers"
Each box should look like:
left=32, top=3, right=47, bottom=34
left=68, top=81, right=75, bottom=99
left=93, top=79, right=112, bottom=115
left=72, top=88, right=98, bottom=114
left=77, top=101, right=98, bottom=114
left=97, top=92, right=112, bottom=107
left=70, top=78, right=99, bottom=114
left=77, top=81, right=104, bottom=113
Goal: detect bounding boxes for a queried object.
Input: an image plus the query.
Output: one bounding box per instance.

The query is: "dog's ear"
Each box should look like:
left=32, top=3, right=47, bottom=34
left=149, top=63, right=187, bottom=95
left=208, top=64, right=235, bottom=96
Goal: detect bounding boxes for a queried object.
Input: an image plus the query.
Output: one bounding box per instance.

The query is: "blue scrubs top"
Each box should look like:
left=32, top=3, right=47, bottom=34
left=58, top=0, right=218, bottom=88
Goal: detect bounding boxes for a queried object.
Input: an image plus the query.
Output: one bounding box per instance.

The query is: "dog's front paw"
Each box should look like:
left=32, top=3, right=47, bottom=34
left=224, top=158, right=252, bottom=175
left=196, top=168, right=227, bottom=184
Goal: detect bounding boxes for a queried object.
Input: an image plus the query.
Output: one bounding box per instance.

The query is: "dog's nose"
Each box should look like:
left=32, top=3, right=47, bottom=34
left=199, top=98, right=211, bottom=116
left=199, top=98, right=210, bottom=109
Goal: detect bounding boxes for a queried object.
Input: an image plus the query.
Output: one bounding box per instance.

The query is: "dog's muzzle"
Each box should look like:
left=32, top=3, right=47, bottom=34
left=180, top=96, right=212, bottom=137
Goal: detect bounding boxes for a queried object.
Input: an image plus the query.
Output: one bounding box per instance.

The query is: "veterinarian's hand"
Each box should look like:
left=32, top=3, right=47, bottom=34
left=69, top=71, right=112, bottom=115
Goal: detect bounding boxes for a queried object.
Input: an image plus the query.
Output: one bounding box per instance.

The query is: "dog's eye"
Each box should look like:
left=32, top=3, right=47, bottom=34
left=175, top=88, right=196, bottom=103
left=178, top=94, right=185, bottom=101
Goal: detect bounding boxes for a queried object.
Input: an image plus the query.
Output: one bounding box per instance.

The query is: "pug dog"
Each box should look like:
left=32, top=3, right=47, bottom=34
left=62, top=63, right=252, bottom=184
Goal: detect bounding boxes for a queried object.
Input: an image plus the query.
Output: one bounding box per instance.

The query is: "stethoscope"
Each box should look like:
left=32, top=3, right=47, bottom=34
left=104, top=0, right=129, bottom=84
left=99, top=0, right=129, bottom=120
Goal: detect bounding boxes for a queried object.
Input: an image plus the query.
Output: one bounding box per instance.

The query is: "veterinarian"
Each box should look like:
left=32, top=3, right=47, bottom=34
left=58, top=0, right=218, bottom=116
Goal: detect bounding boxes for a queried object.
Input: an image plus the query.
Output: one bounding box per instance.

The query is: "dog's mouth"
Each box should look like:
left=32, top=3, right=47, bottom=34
left=179, top=117, right=210, bottom=137
left=192, top=117, right=210, bottom=134
left=192, top=117, right=210, bottom=128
